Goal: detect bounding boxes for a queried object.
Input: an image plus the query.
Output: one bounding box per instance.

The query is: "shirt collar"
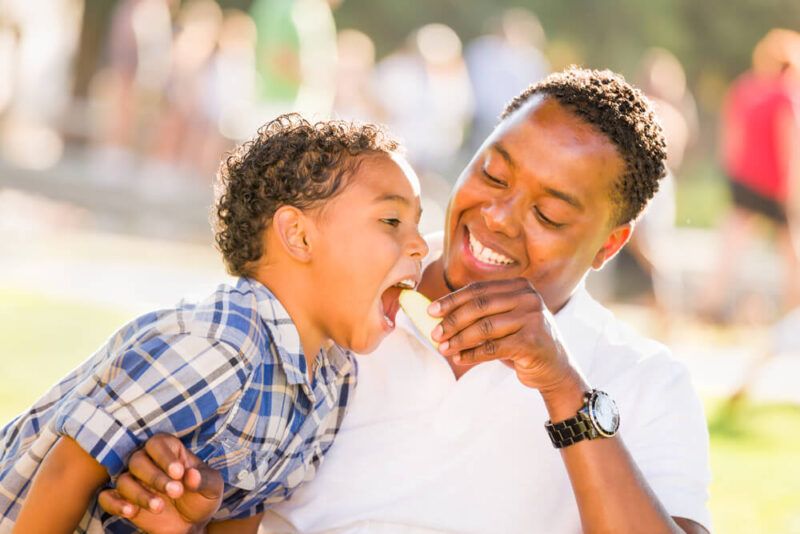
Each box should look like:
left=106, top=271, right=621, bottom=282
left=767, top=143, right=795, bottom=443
left=552, top=278, right=609, bottom=375
left=241, top=277, right=309, bottom=385
left=242, top=278, right=352, bottom=385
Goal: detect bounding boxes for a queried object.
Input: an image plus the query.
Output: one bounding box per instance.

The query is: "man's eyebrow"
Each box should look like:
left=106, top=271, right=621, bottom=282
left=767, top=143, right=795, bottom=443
left=543, top=186, right=584, bottom=211
left=491, top=143, right=582, bottom=210
left=492, top=143, right=516, bottom=170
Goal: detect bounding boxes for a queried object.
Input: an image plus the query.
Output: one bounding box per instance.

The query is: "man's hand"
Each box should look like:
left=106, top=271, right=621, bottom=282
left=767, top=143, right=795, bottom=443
left=98, top=434, right=224, bottom=534
left=430, top=278, right=586, bottom=400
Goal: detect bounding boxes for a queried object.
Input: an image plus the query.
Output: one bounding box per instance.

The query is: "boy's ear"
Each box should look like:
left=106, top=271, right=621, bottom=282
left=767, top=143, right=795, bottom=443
left=591, top=221, right=633, bottom=270
left=272, top=206, right=313, bottom=262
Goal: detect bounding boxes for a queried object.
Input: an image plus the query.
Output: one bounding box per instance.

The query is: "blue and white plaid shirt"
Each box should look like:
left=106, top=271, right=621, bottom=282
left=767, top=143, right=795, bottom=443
left=0, top=278, right=356, bottom=533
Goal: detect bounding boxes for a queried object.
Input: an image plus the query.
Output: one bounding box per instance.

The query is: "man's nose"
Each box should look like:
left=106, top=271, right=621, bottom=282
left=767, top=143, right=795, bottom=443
left=480, top=196, right=521, bottom=238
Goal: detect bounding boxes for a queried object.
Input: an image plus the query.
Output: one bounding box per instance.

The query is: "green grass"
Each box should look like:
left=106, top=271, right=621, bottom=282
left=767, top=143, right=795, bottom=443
left=0, top=288, right=134, bottom=423
left=1, top=288, right=799, bottom=532
left=707, top=400, right=800, bottom=533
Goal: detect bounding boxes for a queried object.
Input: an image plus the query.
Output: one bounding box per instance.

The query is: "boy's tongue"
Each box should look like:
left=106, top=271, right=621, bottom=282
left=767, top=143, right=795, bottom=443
left=381, top=286, right=403, bottom=324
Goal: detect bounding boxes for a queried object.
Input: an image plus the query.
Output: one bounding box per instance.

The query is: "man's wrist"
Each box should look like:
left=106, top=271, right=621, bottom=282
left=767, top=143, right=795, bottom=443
left=541, top=372, right=590, bottom=423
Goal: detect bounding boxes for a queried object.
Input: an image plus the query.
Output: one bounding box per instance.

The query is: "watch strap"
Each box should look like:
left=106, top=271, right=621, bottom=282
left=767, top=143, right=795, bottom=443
left=545, top=411, right=599, bottom=449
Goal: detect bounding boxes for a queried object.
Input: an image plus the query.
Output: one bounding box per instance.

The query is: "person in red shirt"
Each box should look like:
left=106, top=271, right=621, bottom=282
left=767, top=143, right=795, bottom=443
left=701, top=29, right=800, bottom=321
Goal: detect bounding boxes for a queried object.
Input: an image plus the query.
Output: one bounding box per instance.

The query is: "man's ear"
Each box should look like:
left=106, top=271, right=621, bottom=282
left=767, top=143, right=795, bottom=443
left=591, top=221, right=633, bottom=270
left=272, top=206, right=313, bottom=263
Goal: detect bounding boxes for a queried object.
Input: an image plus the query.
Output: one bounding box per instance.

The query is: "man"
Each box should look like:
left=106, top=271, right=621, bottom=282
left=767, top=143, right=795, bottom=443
left=101, top=67, right=711, bottom=533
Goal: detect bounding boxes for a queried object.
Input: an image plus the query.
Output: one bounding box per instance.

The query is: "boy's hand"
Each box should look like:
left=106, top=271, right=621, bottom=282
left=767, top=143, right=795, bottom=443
left=98, top=434, right=224, bottom=534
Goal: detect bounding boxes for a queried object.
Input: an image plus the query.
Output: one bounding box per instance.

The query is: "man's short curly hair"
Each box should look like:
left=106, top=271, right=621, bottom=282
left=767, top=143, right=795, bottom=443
left=214, top=113, right=400, bottom=277
left=502, top=67, right=667, bottom=224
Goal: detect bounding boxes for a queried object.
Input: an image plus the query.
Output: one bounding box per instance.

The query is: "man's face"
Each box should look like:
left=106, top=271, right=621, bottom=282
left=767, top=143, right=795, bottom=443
left=442, top=95, right=629, bottom=312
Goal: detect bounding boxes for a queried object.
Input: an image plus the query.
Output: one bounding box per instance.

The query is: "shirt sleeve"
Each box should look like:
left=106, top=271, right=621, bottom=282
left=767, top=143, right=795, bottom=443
left=52, top=333, right=249, bottom=477
left=613, top=354, right=712, bottom=532
left=226, top=500, right=267, bottom=521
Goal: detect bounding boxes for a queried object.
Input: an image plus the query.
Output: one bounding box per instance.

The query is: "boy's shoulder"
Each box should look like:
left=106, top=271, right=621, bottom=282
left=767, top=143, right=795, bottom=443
left=176, top=278, right=276, bottom=359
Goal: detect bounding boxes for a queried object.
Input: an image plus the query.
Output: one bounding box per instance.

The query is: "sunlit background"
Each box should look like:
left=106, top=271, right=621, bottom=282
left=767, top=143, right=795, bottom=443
left=1, top=1, right=800, bottom=532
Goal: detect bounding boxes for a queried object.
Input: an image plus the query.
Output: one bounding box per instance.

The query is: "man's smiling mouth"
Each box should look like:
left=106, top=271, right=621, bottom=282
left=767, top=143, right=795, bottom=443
left=467, top=229, right=516, bottom=266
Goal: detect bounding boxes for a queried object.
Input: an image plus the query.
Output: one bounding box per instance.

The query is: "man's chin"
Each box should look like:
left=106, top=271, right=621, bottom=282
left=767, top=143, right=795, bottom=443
left=443, top=268, right=461, bottom=292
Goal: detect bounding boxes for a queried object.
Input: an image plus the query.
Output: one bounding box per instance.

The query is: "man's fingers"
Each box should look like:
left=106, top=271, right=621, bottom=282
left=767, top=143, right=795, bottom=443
left=183, top=464, right=225, bottom=501
left=437, top=311, right=522, bottom=356
left=129, top=448, right=184, bottom=499
left=433, top=287, right=539, bottom=344
left=454, top=336, right=515, bottom=365
left=143, top=434, right=188, bottom=482
left=97, top=488, right=140, bottom=519
left=429, top=279, right=530, bottom=317
left=116, top=472, right=166, bottom=513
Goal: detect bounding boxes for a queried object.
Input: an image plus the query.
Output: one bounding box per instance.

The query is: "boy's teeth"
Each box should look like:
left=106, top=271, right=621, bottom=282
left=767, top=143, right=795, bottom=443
left=395, top=279, right=416, bottom=289
left=469, top=231, right=514, bottom=265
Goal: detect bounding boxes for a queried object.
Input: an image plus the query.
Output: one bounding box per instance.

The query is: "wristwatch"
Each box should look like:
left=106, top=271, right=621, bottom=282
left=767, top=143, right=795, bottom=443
left=545, top=389, right=620, bottom=449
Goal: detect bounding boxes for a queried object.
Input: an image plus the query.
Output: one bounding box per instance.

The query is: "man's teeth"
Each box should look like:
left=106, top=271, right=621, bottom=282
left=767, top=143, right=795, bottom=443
left=395, top=279, right=416, bottom=289
left=469, top=231, right=514, bottom=265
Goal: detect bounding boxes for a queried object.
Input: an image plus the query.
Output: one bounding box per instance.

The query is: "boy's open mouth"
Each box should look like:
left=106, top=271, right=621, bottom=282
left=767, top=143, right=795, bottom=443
left=380, top=278, right=417, bottom=329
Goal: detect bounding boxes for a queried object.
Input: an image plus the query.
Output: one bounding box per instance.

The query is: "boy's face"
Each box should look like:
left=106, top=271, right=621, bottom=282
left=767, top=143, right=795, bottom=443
left=310, top=153, right=428, bottom=354
left=442, top=96, right=629, bottom=313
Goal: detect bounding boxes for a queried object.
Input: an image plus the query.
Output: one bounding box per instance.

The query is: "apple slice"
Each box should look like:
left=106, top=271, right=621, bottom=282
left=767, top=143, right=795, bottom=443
left=399, top=289, right=440, bottom=349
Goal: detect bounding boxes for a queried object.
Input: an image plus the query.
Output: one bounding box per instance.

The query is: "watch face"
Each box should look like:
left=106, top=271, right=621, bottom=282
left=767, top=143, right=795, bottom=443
left=589, top=390, right=620, bottom=437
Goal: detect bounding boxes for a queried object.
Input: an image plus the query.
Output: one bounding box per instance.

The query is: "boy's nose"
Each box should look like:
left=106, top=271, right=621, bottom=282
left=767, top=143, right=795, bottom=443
left=408, top=229, right=429, bottom=260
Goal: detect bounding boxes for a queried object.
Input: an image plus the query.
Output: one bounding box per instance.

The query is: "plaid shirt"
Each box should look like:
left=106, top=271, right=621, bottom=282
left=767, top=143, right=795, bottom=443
left=0, top=278, right=356, bottom=533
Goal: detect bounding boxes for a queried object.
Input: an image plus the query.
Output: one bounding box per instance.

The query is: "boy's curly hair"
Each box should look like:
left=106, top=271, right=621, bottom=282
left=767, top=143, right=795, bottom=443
left=214, top=113, right=400, bottom=277
left=503, top=67, right=667, bottom=225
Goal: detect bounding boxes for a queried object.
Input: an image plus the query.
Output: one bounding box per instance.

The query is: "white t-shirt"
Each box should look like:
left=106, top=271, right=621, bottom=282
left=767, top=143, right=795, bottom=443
left=262, top=233, right=711, bottom=534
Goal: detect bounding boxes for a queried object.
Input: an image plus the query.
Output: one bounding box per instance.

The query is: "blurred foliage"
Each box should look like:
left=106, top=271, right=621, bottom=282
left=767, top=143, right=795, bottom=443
left=336, top=0, right=800, bottom=81
left=335, top=0, right=800, bottom=160
left=78, top=0, right=800, bottom=140
left=71, top=0, right=799, bottom=226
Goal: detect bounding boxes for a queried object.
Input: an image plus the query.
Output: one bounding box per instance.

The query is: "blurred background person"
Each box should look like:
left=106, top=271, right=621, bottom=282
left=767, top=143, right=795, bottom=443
left=605, top=47, right=699, bottom=329
left=91, top=0, right=174, bottom=177
left=250, top=0, right=338, bottom=120
left=0, top=0, right=82, bottom=171
left=464, top=7, right=550, bottom=153
left=373, top=23, right=473, bottom=179
left=145, top=0, right=223, bottom=181
left=332, top=28, right=381, bottom=122
left=210, top=8, right=260, bottom=144
left=699, top=29, right=800, bottom=323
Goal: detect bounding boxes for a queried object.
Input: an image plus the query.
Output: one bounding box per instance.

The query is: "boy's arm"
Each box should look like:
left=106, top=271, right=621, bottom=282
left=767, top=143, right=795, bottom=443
left=13, top=436, right=109, bottom=534
left=206, top=513, right=263, bottom=533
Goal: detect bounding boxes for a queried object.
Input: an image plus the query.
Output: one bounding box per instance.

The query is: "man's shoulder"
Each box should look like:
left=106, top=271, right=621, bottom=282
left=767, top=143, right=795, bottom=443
left=569, top=289, right=679, bottom=381
left=579, top=299, right=701, bottom=434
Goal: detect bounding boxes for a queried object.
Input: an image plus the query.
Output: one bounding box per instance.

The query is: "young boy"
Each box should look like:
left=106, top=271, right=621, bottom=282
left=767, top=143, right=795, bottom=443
left=0, top=114, right=427, bottom=533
